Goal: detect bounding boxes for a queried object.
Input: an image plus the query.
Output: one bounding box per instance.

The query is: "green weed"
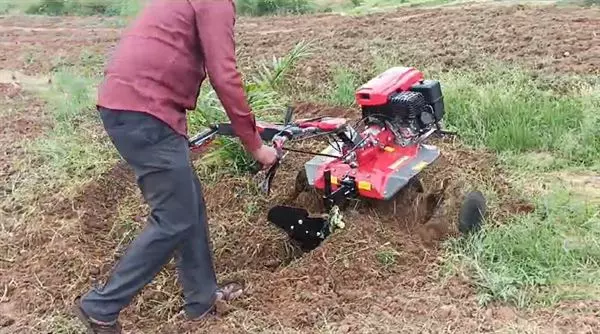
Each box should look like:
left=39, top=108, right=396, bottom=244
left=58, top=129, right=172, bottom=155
left=251, top=40, right=314, bottom=92
left=376, top=247, right=400, bottom=268
left=41, top=313, right=87, bottom=334
left=189, top=41, right=313, bottom=178
left=328, top=66, right=360, bottom=107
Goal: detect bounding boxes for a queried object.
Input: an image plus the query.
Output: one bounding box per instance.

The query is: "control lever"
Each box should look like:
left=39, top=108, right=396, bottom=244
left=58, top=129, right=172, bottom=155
left=284, top=105, right=294, bottom=125
left=258, top=134, right=288, bottom=195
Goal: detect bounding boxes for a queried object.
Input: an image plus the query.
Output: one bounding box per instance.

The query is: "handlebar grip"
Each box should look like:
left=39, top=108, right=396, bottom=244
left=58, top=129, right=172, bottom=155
left=271, top=135, right=287, bottom=158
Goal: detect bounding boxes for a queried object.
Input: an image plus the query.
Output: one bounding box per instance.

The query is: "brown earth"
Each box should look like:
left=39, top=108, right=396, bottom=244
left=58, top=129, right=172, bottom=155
left=1, top=2, right=600, bottom=334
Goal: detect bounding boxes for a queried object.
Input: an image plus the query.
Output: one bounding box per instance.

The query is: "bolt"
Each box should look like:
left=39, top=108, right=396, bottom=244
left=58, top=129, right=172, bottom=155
left=298, top=219, right=303, bottom=225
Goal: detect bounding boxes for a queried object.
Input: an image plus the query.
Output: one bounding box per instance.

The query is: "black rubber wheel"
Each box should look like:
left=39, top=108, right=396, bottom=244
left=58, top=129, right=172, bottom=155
left=458, top=191, right=486, bottom=235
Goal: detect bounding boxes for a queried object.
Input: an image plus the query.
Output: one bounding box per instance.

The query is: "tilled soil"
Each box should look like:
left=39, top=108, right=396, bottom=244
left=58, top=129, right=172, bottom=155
left=2, top=3, right=600, bottom=333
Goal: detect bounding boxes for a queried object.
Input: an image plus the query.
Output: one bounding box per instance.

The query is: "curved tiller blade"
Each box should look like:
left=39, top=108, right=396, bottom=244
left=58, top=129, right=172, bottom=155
left=267, top=205, right=331, bottom=251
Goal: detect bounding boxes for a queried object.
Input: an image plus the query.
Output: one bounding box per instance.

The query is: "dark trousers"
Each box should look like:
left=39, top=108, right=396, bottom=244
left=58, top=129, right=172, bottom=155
left=80, top=108, right=218, bottom=322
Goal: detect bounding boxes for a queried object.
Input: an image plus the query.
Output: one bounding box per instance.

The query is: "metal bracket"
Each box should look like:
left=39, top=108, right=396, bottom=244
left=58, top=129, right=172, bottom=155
left=322, top=170, right=358, bottom=211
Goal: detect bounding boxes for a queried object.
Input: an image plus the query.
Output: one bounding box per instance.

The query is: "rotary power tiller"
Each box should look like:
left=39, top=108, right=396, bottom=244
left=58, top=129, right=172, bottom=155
left=189, top=67, right=486, bottom=251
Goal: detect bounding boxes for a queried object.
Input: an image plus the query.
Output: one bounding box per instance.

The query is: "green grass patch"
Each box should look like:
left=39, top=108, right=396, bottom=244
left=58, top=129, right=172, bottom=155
left=444, top=188, right=600, bottom=307
left=0, top=0, right=17, bottom=14
left=4, top=67, right=117, bottom=206
left=236, top=0, right=317, bottom=16
left=31, top=69, right=117, bottom=187
left=415, top=63, right=600, bottom=307
left=4, top=0, right=457, bottom=16
left=439, top=66, right=600, bottom=169
left=21, top=0, right=142, bottom=16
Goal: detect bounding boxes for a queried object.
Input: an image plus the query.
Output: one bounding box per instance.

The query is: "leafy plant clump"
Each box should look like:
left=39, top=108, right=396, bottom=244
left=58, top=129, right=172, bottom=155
left=189, top=41, right=314, bottom=179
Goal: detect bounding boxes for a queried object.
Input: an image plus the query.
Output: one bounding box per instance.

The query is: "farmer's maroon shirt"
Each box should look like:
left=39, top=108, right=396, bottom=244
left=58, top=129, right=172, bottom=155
left=97, top=0, right=262, bottom=151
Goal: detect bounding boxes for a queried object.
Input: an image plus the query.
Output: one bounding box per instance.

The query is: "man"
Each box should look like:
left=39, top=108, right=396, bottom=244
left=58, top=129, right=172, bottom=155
left=72, top=1, right=277, bottom=333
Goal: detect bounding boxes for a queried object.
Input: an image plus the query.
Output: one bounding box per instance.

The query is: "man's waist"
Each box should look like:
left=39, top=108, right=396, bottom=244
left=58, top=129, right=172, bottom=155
left=97, top=81, right=189, bottom=137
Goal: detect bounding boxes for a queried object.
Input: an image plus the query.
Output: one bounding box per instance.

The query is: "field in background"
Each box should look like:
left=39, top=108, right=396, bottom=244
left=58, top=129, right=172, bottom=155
left=9, top=0, right=597, bottom=17
left=1, top=0, right=600, bottom=333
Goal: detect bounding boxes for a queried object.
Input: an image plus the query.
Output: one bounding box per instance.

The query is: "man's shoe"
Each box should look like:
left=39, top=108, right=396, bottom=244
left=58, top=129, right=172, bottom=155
left=72, top=297, right=122, bottom=334
left=181, top=281, right=245, bottom=322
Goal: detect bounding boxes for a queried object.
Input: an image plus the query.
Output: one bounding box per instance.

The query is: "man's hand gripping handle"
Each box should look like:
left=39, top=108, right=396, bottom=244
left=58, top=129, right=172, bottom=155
left=258, top=135, right=288, bottom=195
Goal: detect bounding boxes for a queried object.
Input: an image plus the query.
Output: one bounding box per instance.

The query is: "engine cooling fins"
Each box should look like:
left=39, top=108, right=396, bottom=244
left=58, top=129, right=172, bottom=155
left=267, top=205, right=331, bottom=252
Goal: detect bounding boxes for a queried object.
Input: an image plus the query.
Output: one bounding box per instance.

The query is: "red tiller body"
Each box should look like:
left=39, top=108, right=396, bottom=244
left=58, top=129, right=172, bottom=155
left=304, top=66, right=440, bottom=202
left=311, top=128, right=421, bottom=200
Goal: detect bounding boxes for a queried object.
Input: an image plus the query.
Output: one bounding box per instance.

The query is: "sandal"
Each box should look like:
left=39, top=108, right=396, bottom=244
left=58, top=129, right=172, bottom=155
left=72, top=297, right=123, bottom=334
left=215, top=281, right=244, bottom=302
left=181, top=281, right=244, bottom=321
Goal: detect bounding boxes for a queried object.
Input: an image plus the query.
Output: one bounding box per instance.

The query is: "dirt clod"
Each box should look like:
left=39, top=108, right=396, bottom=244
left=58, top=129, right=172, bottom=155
left=495, top=306, right=518, bottom=322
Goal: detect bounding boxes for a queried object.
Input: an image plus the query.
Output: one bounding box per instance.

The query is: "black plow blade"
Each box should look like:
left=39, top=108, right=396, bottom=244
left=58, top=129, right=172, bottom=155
left=267, top=205, right=331, bottom=251
left=458, top=191, right=487, bottom=235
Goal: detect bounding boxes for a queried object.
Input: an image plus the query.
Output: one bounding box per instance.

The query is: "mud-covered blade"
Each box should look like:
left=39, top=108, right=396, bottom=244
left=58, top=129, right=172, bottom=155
left=267, top=205, right=331, bottom=251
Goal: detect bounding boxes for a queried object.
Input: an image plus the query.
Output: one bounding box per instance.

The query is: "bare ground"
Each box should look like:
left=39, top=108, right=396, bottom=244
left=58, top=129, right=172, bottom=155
left=1, top=3, right=600, bottom=333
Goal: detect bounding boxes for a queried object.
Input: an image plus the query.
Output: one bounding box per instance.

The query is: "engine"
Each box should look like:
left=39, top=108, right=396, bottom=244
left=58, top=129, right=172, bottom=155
left=355, top=67, right=444, bottom=146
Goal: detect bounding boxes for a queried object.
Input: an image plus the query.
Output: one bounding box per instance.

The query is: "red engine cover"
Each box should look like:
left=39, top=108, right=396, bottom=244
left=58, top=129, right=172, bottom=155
left=355, top=67, right=424, bottom=107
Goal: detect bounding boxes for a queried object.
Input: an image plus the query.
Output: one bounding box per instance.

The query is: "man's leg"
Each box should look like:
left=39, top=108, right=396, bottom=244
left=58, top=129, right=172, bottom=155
left=172, top=170, right=220, bottom=318
left=77, top=109, right=219, bottom=323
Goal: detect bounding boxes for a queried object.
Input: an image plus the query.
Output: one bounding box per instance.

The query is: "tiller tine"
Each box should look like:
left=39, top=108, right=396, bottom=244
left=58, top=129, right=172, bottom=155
left=267, top=205, right=331, bottom=251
